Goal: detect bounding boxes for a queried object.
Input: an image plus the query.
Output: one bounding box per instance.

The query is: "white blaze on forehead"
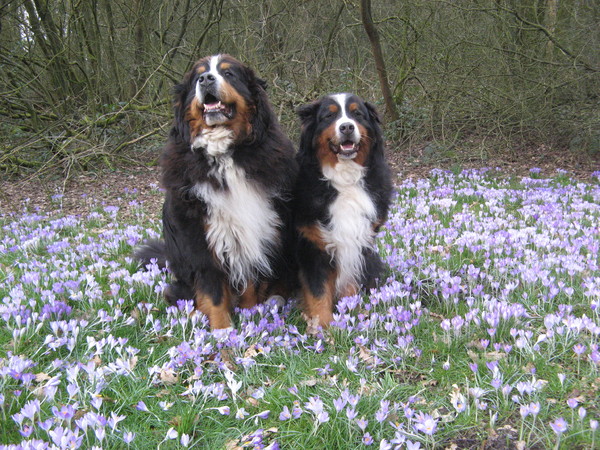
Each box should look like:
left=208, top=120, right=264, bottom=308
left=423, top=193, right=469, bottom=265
left=330, top=93, right=360, bottom=143
left=209, top=54, right=224, bottom=82
left=330, top=93, right=348, bottom=114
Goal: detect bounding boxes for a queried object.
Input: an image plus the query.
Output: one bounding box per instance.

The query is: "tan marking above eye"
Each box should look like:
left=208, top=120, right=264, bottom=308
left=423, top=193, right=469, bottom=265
left=328, top=104, right=339, bottom=113
left=349, top=102, right=359, bottom=112
left=196, top=65, right=208, bottom=74
left=219, top=62, right=232, bottom=70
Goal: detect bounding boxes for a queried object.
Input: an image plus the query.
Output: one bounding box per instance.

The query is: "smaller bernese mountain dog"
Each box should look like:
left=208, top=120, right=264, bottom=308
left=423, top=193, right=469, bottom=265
left=136, top=55, right=297, bottom=329
left=294, top=93, right=393, bottom=328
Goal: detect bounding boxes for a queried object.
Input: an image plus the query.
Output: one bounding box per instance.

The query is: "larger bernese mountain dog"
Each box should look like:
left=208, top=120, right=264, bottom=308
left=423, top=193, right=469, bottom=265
left=294, top=93, right=393, bottom=328
left=136, top=54, right=298, bottom=329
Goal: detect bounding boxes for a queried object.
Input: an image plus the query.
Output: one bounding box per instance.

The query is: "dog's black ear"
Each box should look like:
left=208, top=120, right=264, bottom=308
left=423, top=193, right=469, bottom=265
left=365, top=101, right=382, bottom=125
left=256, top=77, right=268, bottom=91
left=242, top=62, right=267, bottom=96
left=171, top=69, right=196, bottom=142
left=296, top=101, right=320, bottom=128
left=172, top=78, right=193, bottom=142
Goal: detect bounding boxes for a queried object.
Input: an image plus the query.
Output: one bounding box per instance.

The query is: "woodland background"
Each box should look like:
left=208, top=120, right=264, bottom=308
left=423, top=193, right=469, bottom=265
left=1, top=0, right=599, bottom=177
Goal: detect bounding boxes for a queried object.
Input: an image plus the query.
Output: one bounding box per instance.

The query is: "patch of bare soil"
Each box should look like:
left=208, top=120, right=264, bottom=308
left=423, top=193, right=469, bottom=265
left=0, top=164, right=163, bottom=219
left=386, top=142, right=599, bottom=183
left=0, top=143, right=598, bottom=218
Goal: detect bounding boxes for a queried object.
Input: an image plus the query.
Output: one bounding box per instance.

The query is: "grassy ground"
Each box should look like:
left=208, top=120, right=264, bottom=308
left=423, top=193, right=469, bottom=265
left=0, top=168, right=599, bottom=449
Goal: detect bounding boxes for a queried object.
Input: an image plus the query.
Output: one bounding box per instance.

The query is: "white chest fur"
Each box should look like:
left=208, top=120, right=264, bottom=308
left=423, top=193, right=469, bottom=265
left=190, top=156, right=281, bottom=289
left=191, top=127, right=234, bottom=157
left=321, top=161, right=377, bottom=293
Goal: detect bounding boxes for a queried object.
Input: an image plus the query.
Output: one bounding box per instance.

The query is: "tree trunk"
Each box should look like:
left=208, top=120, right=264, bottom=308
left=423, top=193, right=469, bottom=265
left=360, top=0, right=398, bottom=122
left=545, top=0, right=559, bottom=59
left=23, top=0, right=80, bottom=101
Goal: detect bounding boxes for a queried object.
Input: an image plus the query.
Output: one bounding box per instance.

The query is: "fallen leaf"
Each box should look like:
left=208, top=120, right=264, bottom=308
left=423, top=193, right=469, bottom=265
left=497, top=424, right=518, bottom=432
left=159, top=368, right=179, bottom=385
left=304, top=314, right=321, bottom=336
left=467, top=340, right=485, bottom=350
left=35, top=372, right=51, bottom=383
left=300, top=378, right=319, bottom=387
left=156, top=389, right=171, bottom=398
left=358, top=384, right=376, bottom=396
left=483, top=351, right=506, bottom=360
left=523, top=362, right=536, bottom=373
left=358, top=345, right=376, bottom=365
left=169, top=416, right=182, bottom=427
left=429, top=312, right=446, bottom=321
left=130, top=308, right=141, bottom=321
left=224, top=439, right=242, bottom=450
left=244, top=345, right=259, bottom=359
left=466, top=350, right=479, bottom=361
left=422, top=378, right=438, bottom=387
left=220, top=349, right=236, bottom=371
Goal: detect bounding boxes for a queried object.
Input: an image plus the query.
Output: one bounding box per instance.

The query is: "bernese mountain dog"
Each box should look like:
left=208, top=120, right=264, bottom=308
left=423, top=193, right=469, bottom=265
left=294, top=93, right=393, bottom=328
left=136, top=54, right=298, bottom=329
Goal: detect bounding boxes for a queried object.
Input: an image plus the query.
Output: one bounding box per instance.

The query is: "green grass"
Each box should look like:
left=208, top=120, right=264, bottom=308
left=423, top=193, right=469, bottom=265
left=0, top=168, right=599, bottom=448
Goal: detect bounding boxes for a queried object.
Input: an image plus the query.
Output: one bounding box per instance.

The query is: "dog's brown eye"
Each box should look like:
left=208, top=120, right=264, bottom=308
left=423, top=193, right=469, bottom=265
left=223, top=70, right=233, bottom=78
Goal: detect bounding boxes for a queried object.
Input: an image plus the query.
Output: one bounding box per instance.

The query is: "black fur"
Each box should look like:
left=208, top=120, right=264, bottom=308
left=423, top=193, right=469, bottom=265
left=293, top=93, right=393, bottom=326
left=135, top=55, right=298, bottom=326
left=134, top=239, right=167, bottom=269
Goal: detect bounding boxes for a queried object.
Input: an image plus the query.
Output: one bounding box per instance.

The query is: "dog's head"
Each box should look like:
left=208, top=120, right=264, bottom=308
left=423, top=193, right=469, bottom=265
left=172, top=54, right=268, bottom=145
left=297, top=93, right=382, bottom=168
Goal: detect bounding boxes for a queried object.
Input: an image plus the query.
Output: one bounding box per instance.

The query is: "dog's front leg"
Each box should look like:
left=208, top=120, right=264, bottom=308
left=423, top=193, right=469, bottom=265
left=162, top=193, right=233, bottom=329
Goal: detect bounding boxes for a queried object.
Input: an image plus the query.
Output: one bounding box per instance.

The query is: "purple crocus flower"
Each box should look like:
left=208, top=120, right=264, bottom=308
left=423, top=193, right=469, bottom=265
left=279, top=406, right=291, bottom=421
left=549, top=417, right=568, bottom=435
left=413, top=412, right=437, bottom=435
left=356, top=416, right=368, bottom=431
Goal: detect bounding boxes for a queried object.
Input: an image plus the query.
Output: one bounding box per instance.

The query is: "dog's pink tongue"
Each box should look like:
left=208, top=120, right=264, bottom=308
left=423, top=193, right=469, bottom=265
left=341, top=143, right=355, bottom=151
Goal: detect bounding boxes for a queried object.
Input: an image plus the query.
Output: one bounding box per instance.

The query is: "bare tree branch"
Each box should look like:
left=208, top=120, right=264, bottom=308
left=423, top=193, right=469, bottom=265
left=360, top=0, right=399, bottom=121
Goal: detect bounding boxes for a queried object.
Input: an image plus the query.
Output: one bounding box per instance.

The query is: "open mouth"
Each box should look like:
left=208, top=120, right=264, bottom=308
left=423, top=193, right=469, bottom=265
left=330, top=140, right=359, bottom=159
left=202, top=93, right=235, bottom=120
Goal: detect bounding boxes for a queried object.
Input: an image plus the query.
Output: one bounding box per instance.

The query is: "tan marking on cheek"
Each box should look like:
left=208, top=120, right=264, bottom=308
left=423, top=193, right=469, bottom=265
left=220, top=81, right=245, bottom=106
left=219, top=81, right=252, bottom=140
left=301, top=270, right=337, bottom=329
left=186, top=97, right=207, bottom=138
left=316, top=124, right=338, bottom=169
left=353, top=122, right=370, bottom=167
left=229, top=109, right=252, bottom=140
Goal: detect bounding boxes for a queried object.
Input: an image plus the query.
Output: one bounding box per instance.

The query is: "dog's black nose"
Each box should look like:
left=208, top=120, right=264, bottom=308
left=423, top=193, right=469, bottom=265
left=198, top=73, right=216, bottom=87
left=339, top=122, right=355, bottom=135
